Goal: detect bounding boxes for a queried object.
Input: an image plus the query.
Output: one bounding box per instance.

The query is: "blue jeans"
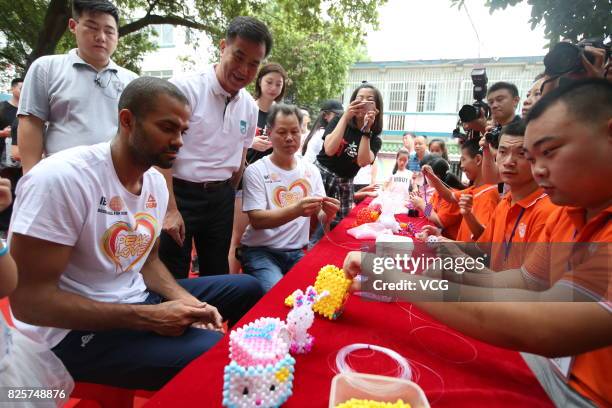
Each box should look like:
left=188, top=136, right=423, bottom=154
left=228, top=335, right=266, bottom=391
left=241, top=246, right=304, bottom=292
left=52, top=275, right=263, bottom=390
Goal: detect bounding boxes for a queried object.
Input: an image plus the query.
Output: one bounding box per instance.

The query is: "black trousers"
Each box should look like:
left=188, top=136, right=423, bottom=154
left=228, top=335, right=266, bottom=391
left=159, top=180, right=235, bottom=279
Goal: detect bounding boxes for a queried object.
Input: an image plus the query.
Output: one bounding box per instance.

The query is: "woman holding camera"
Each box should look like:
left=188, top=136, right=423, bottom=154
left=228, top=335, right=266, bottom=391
left=314, top=83, right=384, bottom=227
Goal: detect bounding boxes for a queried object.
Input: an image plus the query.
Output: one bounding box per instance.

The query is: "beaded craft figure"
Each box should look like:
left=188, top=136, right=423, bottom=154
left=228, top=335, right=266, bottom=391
left=286, top=265, right=352, bottom=320
left=223, top=318, right=296, bottom=408
left=286, top=286, right=329, bottom=353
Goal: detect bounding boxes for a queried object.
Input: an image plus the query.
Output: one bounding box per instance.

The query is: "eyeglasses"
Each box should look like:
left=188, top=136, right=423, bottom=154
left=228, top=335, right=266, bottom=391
left=94, top=71, right=120, bottom=90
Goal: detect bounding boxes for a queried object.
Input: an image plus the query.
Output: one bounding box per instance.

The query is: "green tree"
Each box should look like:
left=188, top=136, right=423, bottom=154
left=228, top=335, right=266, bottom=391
left=0, top=0, right=384, bottom=106
left=250, top=0, right=382, bottom=108
left=451, top=0, right=610, bottom=45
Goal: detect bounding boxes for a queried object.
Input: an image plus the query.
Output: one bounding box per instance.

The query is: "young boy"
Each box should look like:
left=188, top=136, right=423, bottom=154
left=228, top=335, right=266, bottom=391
left=241, top=104, right=339, bottom=292
left=424, top=138, right=499, bottom=241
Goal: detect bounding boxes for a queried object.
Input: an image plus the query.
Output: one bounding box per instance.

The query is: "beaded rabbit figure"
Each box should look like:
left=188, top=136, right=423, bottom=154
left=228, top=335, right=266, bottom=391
left=286, top=286, right=328, bottom=354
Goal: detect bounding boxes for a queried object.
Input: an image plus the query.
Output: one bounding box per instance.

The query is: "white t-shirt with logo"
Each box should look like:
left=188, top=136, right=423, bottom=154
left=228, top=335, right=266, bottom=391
left=386, top=169, right=413, bottom=197
left=241, top=156, right=325, bottom=250
left=9, top=142, right=168, bottom=348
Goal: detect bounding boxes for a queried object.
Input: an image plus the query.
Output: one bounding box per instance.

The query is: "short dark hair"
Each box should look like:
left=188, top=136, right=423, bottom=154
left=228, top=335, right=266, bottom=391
left=226, top=16, right=273, bottom=58
left=11, top=78, right=23, bottom=87
left=266, top=103, right=303, bottom=128
left=501, top=120, right=526, bottom=137
left=488, top=81, right=519, bottom=98
left=429, top=157, right=464, bottom=190
left=525, top=78, right=612, bottom=127
left=72, top=0, right=119, bottom=25
left=254, top=63, right=287, bottom=102
left=460, top=138, right=482, bottom=158
left=118, top=77, right=189, bottom=121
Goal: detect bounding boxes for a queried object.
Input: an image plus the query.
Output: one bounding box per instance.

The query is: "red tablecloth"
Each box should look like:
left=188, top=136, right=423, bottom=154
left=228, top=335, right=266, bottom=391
left=146, top=203, right=553, bottom=408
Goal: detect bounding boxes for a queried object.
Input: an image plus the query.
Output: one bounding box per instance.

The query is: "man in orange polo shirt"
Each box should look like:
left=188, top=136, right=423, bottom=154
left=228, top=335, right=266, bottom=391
left=423, top=138, right=499, bottom=241
left=477, top=120, right=557, bottom=271
left=343, top=78, right=611, bottom=407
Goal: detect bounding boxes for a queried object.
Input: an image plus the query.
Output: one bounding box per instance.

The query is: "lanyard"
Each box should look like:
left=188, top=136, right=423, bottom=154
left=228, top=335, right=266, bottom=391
left=503, top=207, right=526, bottom=261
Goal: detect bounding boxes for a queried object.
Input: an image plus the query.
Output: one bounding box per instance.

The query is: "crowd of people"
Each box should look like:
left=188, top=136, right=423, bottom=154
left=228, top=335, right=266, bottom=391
left=0, top=0, right=610, bottom=407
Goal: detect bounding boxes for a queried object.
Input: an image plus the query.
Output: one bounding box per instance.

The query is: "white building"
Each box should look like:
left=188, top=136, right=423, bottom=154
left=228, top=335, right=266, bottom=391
left=140, top=25, right=213, bottom=79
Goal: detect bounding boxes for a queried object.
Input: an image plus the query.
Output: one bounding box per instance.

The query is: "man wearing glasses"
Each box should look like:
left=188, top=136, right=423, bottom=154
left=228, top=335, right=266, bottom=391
left=17, top=0, right=137, bottom=174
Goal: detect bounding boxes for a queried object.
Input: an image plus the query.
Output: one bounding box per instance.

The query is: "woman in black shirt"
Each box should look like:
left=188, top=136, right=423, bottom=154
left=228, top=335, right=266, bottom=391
left=315, top=83, right=384, bottom=226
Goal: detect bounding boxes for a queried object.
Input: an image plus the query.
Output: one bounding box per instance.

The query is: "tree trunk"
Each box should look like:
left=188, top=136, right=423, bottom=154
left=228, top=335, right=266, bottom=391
left=25, top=0, right=70, bottom=72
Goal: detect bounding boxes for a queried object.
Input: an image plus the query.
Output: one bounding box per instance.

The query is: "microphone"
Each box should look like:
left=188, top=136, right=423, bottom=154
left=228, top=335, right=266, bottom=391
left=94, top=77, right=102, bottom=87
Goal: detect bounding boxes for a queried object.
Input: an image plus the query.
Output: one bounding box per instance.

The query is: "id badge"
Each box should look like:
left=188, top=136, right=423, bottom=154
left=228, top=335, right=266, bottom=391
left=550, top=356, right=574, bottom=382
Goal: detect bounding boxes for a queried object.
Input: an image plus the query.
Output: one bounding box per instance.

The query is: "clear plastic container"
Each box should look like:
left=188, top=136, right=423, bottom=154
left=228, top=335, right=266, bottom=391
left=329, top=373, right=430, bottom=408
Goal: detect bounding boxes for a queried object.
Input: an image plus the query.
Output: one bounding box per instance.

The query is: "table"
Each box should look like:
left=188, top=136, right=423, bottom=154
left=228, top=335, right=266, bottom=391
left=146, top=202, right=553, bottom=407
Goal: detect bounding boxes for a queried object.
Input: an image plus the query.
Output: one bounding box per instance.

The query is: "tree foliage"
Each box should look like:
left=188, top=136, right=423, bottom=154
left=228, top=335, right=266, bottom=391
left=250, top=0, right=380, bottom=108
left=0, top=0, right=384, bottom=106
left=451, top=0, right=611, bottom=45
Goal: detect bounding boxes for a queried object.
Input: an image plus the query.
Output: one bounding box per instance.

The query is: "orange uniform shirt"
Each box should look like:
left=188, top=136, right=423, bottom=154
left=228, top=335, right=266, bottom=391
left=430, top=191, right=462, bottom=240
left=453, top=184, right=500, bottom=242
left=477, top=188, right=556, bottom=271
left=523, top=205, right=612, bottom=407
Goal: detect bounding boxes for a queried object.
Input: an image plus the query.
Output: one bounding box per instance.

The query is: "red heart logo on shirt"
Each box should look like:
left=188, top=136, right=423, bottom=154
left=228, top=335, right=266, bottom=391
left=272, top=179, right=311, bottom=208
left=101, top=212, right=158, bottom=272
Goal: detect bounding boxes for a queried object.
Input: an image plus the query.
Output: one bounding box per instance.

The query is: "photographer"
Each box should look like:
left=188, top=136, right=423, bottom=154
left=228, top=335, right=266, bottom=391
left=477, top=82, right=522, bottom=186
left=541, top=38, right=610, bottom=95
left=487, top=82, right=521, bottom=128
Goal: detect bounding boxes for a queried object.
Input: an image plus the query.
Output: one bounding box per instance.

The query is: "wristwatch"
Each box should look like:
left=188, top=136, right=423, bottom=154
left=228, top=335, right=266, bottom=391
left=361, top=131, right=372, bottom=138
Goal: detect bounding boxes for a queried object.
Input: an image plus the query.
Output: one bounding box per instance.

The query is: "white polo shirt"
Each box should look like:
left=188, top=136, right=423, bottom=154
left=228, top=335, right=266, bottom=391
left=170, top=66, right=258, bottom=182
left=18, top=49, right=138, bottom=155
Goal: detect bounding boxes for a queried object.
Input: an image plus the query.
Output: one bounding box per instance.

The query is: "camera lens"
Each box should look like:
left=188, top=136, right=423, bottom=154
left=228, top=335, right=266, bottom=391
left=459, top=105, right=480, bottom=122
left=544, top=42, right=583, bottom=76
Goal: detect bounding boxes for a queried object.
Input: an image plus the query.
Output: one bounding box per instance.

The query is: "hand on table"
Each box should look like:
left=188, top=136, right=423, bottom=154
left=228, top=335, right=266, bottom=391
left=150, top=299, right=223, bottom=336
left=342, top=251, right=362, bottom=292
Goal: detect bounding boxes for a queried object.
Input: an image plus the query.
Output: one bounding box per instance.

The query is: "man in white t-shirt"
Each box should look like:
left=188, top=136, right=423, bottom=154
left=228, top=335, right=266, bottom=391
left=241, top=104, right=340, bottom=292
left=158, top=17, right=272, bottom=279
left=8, top=77, right=263, bottom=390
left=17, top=0, right=138, bottom=175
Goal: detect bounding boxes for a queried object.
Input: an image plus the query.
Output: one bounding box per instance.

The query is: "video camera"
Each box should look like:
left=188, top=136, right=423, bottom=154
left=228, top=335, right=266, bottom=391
left=544, top=37, right=611, bottom=77
left=453, top=66, right=497, bottom=147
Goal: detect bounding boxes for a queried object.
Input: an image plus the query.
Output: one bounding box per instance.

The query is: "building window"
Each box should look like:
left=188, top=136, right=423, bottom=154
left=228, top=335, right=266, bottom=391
left=151, top=25, right=175, bottom=47
left=456, top=80, right=473, bottom=111
left=143, top=70, right=173, bottom=80
left=416, top=83, right=437, bottom=112
left=388, top=82, right=408, bottom=130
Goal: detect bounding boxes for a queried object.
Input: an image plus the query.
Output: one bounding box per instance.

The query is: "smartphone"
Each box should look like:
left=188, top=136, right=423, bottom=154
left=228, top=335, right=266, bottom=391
left=362, top=101, right=376, bottom=111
